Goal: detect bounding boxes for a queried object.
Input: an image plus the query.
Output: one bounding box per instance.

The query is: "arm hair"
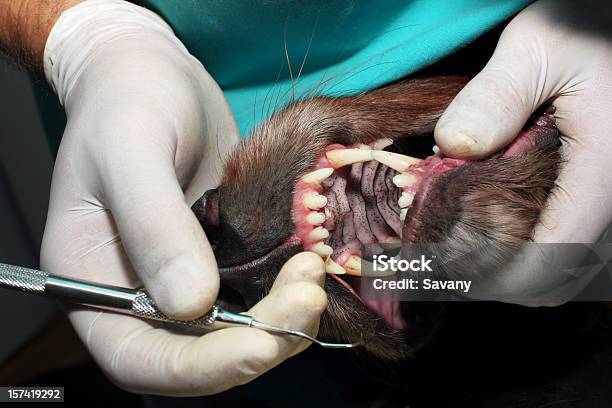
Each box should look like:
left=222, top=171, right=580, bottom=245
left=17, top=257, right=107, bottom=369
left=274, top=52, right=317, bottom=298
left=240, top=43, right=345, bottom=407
left=0, top=0, right=83, bottom=72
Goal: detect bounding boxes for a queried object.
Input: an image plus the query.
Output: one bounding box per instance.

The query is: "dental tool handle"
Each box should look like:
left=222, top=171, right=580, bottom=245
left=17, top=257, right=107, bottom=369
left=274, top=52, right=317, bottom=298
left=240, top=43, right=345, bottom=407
left=0, top=263, right=357, bottom=349
left=0, top=262, right=220, bottom=328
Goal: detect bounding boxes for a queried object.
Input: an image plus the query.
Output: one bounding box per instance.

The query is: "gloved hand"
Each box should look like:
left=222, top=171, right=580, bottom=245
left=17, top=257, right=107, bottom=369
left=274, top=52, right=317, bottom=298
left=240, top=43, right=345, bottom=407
left=40, top=0, right=327, bottom=395
left=434, top=0, right=612, bottom=305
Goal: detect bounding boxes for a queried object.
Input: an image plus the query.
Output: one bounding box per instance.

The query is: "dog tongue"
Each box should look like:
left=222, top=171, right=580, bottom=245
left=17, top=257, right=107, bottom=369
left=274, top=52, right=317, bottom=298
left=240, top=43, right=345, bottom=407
left=344, top=275, right=407, bottom=331
left=364, top=298, right=407, bottom=330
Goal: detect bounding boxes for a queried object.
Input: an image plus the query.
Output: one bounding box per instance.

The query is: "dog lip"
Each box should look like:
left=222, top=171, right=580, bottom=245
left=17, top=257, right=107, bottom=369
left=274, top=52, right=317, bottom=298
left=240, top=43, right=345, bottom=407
left=329, top=273, right=362, bottom=300
left=217, top=239, right=303, bottom=307
left=330, top=270, right=408, bottom=331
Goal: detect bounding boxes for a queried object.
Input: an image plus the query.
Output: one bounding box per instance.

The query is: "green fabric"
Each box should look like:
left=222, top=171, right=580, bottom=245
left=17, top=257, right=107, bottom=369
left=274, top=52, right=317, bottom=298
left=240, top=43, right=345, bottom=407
left=34, top=0, right=533, bottom=152
left=144, top=0, right=532, bottom=136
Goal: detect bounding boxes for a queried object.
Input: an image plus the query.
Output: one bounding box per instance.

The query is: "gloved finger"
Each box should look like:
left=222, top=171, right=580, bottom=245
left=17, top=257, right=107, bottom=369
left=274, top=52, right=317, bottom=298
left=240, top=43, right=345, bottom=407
left=44, top=207, right=262, bottom=396
left=250, top=252, right=327, bottom=356
left=100, top=132, right=218, bottom=321
left=465, top=125, right=612, bottom=306
left=464, top=239, right=604, bottom=307
left=434, top=17, right=548, bottom=159
left=70, top=308, right=277, bottom=396
left=73, top=255, right=326, bottom=396
left=269, top=251, right=326, bottom=291
left=534, top=145, right=612, bottom=245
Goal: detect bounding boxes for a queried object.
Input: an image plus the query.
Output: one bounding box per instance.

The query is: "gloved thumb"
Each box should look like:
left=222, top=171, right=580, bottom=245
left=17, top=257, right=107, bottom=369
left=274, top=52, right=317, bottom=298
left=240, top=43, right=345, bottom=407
left=435, top=24, right=547, bottom=159
left=103, top=142, right=219, bottom=321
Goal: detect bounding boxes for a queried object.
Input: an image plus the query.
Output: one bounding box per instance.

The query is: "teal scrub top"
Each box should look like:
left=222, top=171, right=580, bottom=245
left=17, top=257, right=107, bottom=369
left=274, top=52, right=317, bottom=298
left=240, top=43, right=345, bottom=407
left=35, top=0, right=533, bottom=152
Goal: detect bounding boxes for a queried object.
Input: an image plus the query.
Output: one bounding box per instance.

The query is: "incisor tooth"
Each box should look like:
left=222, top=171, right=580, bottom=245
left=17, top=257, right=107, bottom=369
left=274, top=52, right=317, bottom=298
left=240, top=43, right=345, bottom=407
left=311, top=242, right=333, bottom=257
left=326, top=149, right=372, bottom=168
left=302, top=167, right=333, bottom=184
left=398, top=192, right=415, bottom=208
left=371, top=151, right=421, bottom=172
left=432, top=145, right=440, bottom=154
left=306, top=211, right=326, bottom=225
left=325, top=257, right=346, bottom=275
left=304, top=192, right=327, bottom=209
left=344, top=255, right=362, bottom=276
left=308, top=226, right=329, bottom=241
left=393, top=173, right=417, bottom=188
left=400, top=208, right=408, bottom=221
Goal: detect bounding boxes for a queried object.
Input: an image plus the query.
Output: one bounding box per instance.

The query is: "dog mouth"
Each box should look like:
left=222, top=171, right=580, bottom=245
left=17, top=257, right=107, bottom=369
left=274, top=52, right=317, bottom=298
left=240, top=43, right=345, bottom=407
left=289, top=137, right=466, bottom=330
left=202, top=101, right=559, bottom=347
left=286, top=106, right=558, bottom=331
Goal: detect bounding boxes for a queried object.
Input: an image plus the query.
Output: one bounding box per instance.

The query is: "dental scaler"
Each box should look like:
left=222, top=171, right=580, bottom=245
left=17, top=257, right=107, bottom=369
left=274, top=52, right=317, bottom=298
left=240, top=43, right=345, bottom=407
left=0, top=262, right=356, bottom=349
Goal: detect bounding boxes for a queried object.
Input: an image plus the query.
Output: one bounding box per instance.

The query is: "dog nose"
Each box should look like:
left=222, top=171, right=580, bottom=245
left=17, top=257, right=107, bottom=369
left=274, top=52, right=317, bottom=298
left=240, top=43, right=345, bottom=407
left=192, top=188, right=219, bottom=246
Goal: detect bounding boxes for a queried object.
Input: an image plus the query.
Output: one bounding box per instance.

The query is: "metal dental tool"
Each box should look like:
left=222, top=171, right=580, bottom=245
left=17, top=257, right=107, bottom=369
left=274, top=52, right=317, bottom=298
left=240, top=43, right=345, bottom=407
left=0, top=262, right=356, bottom=349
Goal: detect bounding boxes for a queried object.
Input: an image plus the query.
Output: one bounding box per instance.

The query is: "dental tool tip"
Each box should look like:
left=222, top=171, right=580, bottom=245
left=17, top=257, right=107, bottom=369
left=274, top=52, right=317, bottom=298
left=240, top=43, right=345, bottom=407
left=250, top=320, right=357, bottom=348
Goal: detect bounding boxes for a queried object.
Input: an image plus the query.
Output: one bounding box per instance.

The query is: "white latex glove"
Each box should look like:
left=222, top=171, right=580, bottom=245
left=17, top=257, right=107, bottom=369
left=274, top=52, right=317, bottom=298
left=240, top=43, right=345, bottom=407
left=40, top=0, right=327, bottom=395
left=434, top=0, right=612, bottom=305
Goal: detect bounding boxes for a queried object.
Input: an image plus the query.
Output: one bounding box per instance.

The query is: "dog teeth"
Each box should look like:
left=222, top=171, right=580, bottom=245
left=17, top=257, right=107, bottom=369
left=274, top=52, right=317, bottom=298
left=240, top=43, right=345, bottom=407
left=304, top=192, right=327, bottom=210
left=344, top=255, right=362, bottom=276
left=311, top=242, right=333, bottom=257
left=308, top=226, right=329, bottom=241
left=385, top=237, right=401, bottom=244
left=326, top=149, right=373, bottom=168
left=371, top=138, right=393, bottom=150
left=306, top=211, right=326, bottom=225
left=393, top=173, right=417, bottom=188
left=371, top=151, right=421, bottom=172
left=398, top=192, right=414, bottom=208
left=432, top=145, right=440, bottom=154
left=302, top=167, right=333, bottom=184
left=400, top=208, right=408, bottom=221
left=325, top=257, right=346, bottom=275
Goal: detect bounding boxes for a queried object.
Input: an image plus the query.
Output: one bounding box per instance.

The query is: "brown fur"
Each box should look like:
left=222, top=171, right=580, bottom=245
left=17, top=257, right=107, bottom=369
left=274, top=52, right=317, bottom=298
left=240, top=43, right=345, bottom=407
left=192, top=75, right=561, bottom=360
left=215, top=76, right=470, bottom=267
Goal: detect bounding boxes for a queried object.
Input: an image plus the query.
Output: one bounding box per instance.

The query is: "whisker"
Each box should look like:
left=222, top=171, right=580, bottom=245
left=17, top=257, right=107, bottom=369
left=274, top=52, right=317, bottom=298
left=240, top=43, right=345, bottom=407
left=319, top=60, right=398, bottom=95
left=256, top=17, right=419, bottom=123
left=306, top=22, right=420, bottom=96
left=268, top=62, right=286, bottom=119
left=252, top=89, right=258, bottom=132
left=295, top=17, right=318, bottom=87
left=262, top=61, right=286, bottom=121
left=283, top=18, right=295, bottom=102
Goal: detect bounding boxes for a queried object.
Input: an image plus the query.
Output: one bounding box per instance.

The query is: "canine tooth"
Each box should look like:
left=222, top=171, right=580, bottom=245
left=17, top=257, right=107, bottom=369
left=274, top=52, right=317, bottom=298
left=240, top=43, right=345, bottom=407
left=400, top=208, right=408, bottom=221
left=326, top=149, right=372, bottom=168
left=393, top=173, right=417, bottom=188
left=398, top=192, right=414, bottom=208
left=344, top=255, right=362, bottom=276
left=325, top=257, right=346, bottom=275
left=311, top=242, right=333, bottom=257
left=302, top=167, right=333, bottom=184
left=385, top=237, right=401, bottom=244
left=306, top=211, right=326, bottom=225
left=304, top=192, right=327, bottom=210
left=371, top=151, right=421, bottom=172
left=308, top=226, right=329, bottom=241
left=371, top=138, right=393, bottom=150
left=432, top=145, right=440, bottom=154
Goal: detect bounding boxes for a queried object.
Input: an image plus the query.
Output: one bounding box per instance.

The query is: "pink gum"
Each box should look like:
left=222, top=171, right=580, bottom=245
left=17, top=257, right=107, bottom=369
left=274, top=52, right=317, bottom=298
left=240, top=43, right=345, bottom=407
left=292, top=180, right=323, bottom=250
left=291, top=142, right=371, bottom=252
left=401, top=153, right=466, bottom=196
